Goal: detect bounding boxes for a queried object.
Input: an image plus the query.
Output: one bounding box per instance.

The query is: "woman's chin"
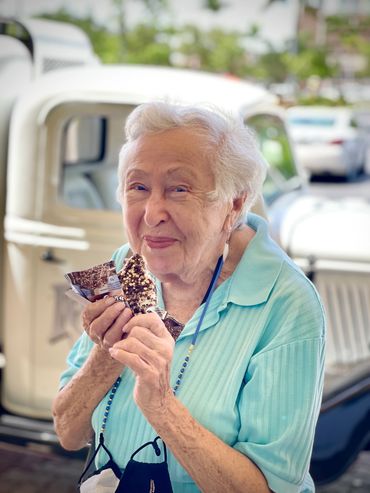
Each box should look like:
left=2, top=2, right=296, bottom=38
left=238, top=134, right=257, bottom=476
left=143, top=256, right=177, bottom=279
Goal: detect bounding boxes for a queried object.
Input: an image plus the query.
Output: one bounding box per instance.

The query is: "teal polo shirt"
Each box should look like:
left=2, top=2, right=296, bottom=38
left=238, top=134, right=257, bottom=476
left=60, top=213, right=326, bottom=493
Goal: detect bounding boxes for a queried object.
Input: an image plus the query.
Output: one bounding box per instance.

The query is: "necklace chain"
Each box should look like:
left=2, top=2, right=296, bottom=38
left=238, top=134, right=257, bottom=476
left=100, top=376, right=122, bottom=435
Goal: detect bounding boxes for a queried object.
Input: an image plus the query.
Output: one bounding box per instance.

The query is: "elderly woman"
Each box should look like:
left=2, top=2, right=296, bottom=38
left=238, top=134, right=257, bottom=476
left=53, top=102, right=325, bottom=493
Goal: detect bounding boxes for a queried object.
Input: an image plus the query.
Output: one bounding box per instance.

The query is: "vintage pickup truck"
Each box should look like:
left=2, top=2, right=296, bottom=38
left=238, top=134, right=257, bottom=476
left=0, top=16, right=369, bottom=484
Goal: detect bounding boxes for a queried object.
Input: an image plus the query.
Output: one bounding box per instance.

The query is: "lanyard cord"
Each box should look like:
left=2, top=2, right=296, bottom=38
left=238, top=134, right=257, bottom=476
left=172, top=254, right=224, bottom=394
left=191, top=255, right=224, bottom=346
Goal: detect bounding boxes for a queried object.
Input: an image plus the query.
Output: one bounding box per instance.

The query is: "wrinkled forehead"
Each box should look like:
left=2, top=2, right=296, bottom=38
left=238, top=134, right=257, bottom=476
left=120, top=127, right=214, bottom=179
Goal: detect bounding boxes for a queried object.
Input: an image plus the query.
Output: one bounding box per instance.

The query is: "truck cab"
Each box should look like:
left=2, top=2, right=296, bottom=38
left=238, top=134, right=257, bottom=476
left=0, top=17, right=299, bottom=444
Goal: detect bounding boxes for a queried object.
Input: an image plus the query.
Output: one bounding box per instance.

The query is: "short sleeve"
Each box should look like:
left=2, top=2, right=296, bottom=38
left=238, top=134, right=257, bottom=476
left=59, top=332, right=94, bottom=389
left=234, top=335, right=325, bottom=493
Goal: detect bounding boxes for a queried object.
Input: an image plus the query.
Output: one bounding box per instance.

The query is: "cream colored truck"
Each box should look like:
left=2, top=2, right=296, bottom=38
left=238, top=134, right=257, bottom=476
left=0, top=17, right=306, bottom=451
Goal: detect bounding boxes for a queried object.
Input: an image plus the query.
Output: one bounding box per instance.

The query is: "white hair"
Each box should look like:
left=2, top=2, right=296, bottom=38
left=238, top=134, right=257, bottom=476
left=116, top=101, right=267, bottom=227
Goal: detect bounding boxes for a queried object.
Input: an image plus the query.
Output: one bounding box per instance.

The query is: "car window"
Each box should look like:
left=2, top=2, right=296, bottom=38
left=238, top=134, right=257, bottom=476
left=246, top=113, right=301, bottom=205
left=288, top=116, right=336, bottom=127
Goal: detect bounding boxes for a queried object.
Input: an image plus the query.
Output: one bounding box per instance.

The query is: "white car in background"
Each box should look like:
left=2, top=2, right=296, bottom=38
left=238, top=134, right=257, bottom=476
left=287, top=106, right=368, bottom=180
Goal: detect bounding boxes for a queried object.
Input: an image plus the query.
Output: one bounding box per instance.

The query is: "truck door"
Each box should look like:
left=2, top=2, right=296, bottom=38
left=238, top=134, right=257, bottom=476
left=3, top=100, right=135, bottom=418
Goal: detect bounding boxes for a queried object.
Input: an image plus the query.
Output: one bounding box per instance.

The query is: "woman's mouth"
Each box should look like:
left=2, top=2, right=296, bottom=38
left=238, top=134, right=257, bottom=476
left=144, top=236, right=177, bottom=249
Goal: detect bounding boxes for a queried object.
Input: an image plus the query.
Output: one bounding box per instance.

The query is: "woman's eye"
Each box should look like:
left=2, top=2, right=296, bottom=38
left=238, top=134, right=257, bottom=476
left=128, top=183, right=148, bottom=192
left=171, top=186, right=188, bottom=193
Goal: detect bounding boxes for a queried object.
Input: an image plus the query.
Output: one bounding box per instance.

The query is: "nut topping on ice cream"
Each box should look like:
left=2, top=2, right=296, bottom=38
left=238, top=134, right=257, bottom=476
left=118, top=253, right=157, bottom=314
left=118, top=253, right=184, bottom=339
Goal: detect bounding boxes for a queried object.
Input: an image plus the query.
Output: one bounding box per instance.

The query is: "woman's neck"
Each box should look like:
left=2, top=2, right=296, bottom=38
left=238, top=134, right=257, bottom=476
left=161, top=225, right=255, bottom=324
left=161, top=268, right=215, bottom=323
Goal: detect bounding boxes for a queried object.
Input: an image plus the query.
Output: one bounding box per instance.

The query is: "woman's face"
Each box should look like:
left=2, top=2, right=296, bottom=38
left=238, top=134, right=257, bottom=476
left=121, top=127, right=236, bottom=283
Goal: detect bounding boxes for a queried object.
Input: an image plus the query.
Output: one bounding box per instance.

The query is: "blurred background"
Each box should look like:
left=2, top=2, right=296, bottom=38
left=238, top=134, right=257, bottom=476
left=1, top=0, right=370, bottom=102
left=0, top=1, right=369, bottom=492
left=1, top=0, right=370, bottom=107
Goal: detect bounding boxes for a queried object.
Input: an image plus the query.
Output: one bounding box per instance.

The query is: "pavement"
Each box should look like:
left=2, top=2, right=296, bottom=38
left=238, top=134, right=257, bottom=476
left=316, top=452, right=370, bottom=493
left=0, top=441, right=370, bottom=492
left=0, top=441, right=84, bottom=493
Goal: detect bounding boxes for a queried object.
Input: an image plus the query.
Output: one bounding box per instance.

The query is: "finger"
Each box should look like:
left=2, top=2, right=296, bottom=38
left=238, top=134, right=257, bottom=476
left=124, top=326, right=171, bottom=354
left=109, top=336, right=165, bottom=375
left=88, top=302, right=127, bottom=342
left=115, top=337, right=160, bottom=366
left=82, top=296, right=116, bottom=328
left=122, top=312, right=167, bottom=339
left=109, top=347, right=149, bottom=375
left=113, top=327, right=173, bottom=366
left=102, top=308, right=133, bottom=348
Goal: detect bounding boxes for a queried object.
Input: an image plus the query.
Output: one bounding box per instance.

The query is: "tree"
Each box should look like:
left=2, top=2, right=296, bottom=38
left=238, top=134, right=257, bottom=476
left=176, top=25, right=250, bottom=76
left=124, top=23, right=172, bottom=65
left=110, top=0, right=168, bottom=60
left=203, top=0, right=227, bottom=12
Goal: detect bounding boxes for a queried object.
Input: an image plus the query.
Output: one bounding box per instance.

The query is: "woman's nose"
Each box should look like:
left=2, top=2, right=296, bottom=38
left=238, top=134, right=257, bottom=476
left=144, top=193, right=169, bottom=227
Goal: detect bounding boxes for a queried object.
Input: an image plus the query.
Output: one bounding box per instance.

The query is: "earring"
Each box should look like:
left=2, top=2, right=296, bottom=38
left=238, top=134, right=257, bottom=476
left=223, top=242, right=229, bottom=262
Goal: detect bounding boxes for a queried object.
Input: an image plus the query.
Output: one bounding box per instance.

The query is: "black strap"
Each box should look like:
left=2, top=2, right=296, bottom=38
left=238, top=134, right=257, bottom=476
left=130, top=436, right=168, bottom=463
left=78, top=432, right=120, bottom=485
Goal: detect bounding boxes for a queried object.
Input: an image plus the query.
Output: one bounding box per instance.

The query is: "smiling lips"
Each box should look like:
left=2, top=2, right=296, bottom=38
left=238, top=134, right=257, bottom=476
left=144, top=236, right=177, bottom=249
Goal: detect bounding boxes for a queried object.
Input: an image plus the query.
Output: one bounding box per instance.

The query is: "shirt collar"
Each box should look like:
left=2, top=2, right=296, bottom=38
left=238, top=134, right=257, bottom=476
left=226, top=212, right=284, bottom=307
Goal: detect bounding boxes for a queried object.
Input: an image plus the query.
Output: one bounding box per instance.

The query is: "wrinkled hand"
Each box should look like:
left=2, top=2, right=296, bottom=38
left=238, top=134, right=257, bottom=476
left=82, top=296, right=133, bottom=350
left=109, top=312, right=175, bottom=416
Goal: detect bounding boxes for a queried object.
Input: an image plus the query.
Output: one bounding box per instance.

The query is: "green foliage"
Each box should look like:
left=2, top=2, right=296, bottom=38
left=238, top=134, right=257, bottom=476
left=177, top=26, right=248, bottom=76
left=203, top=0, right=225, bottom=11
left=327, top=14, right=370, bottom=31
left=297, top=95, right=348, bottom=106
left=124, top=23, right=171, bottom=65
left=250, top=51, right=288, bottom=82
left=36, top=3, right=370, bottom=86
left=285, top=47, right=337, bottom=80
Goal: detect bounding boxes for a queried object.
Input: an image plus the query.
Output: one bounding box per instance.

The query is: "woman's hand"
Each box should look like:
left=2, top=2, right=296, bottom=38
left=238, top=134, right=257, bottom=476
left=81, top=296, right=133, bottom=350
left=109, top=312, right=175, bottom=416
left=53, top=296, right=132, bottom=451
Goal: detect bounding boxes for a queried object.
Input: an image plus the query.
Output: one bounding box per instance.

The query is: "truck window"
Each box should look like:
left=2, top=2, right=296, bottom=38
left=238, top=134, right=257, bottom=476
left=61, top=114, right=121, bottom=211
left=63, top=116, right=106, bottom=164
left=246, top=114, right=301, bottom=205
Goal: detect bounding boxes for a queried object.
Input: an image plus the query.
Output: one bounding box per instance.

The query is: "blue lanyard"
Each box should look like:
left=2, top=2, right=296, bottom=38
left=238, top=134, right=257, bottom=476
left=191, top=255, right=224, bottom=345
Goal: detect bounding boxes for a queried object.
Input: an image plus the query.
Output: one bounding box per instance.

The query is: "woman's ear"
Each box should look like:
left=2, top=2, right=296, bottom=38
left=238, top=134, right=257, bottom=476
left=232, top=193, right=247, bottom=217
left=222, top=193, right=247, bottom=233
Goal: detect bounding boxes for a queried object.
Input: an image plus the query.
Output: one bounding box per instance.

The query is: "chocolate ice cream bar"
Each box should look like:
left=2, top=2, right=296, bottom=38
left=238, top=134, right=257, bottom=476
left=118, top=254, right=157, bottom=314
left=118, top=253, right=184, bottom=339
left=65, top=254, right=184, bottom=340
